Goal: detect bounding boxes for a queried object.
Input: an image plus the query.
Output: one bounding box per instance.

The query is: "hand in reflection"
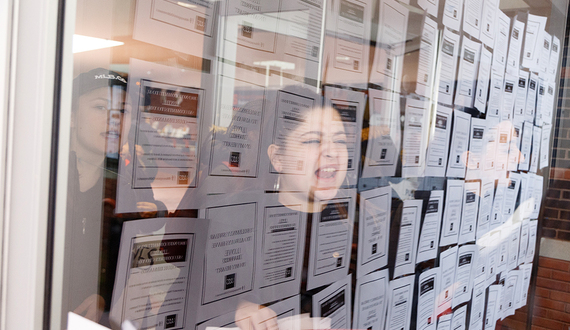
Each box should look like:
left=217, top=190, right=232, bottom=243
left=72, top=293, right=104, bottom=323
left=235, top=301, right=279, bottom=330
left=137, top=201, right=158, bottom=218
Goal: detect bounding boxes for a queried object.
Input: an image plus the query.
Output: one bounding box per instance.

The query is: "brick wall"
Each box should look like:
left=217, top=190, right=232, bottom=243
left=501, top=257, right=570, bottom=330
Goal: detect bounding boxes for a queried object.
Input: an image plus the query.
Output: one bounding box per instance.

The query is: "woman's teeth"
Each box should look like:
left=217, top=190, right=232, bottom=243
left=317, top=167, right=337, bottom=178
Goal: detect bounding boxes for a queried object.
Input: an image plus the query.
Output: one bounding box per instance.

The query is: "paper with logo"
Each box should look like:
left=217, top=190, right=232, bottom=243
left=307, top=189, right=356, bottom=290
left=312, top=274, right=352, bottom=330
left=454, top=37, right=481, bottom=108
left=525, top=73, right=538, bottom=123
left=492, top=11, right=510, bottom=72
left=324, top=87, right=366, bottom=187
left=425, top=105, right=452, bottom=177
left=324, top=0, right=373, bottom=87
left=530, top=125, right=541, bottom=173
left=197, top=193, right=259, bottom=321
left=462, top=0, right=483, bottom=39
left=518, top=219, right=529, bottom=266
left=458, top=181, right=480, bottom=244
left=466, top=118, right=487, bottom=179
left=402, top=98, right=430, bottom=177
left=357, top=186, right=392, bottom=278
left=487, top=71, right=504, bottom=123
left=507, top=121, right=522, bottom=171
left=532, top=174, right=544, bottom=219
left=501, top=270, right=520, bottom=319
left=485, top=285, right=501, bottom=330
left=521, top=14, right=547, bottom=71
left=436, top=314, right=452, bottom=330
left=518, top=121, right=533, bottom=171
left=440, top=179, right=464, bottom=247
left=418, top=0, right=439, bottom=17
left=117, top=59, right=208, bottom=213
left=385, top=276, right=415, bottom=330
left=526, top=220, right=538, bottom=263
left=451, top=304, right=467, bottom=330
left=417, top=268, right=439, bottom=330
left=503, top=173, right=521, bottom=218
left=254, top=193, right=307, bottom=303
left=416, top=16, right=439, bottom=98
left=483, top=124, right=498, bottom=174
left=513, top=70, right=529, bottom=123
left=490, top=179, right=507, bottom=231
left=501, top=73, right=517, bottom=122
left=495, top=122, right=511, bottom=176
left=469, top=276, right=486, bottom=330
left=479, top=0, right=499, bottom=47
left=436, top=29, right=460, bottom=106
left=362, top=89, right=401, bottom=177
left=474, top=47, right=492, bottom=113
left=370, top=0, right=409, bottom=91
left=447, top=110, right=471, bottom=178
left=505, top=19, right=525, bottom=75
left=442, top=0, right=464, bottom=31
left=133, top=0, right=216, bottom=57
left=352, top=269, right=389, bottom=330
left=417, top=190, right=444, bottom=263
left=452, top=244, right=477, bottom=308
left=549, top=36, right=561, bottom=81
left=539, top=32, right=552, bottom=76
left=437, top=246, right=457, bottom=313
left=110, top=217, right=208, bottom=330
left=394, top=199, right=423, bottom=278
left=477, top=178, right=494, bottom=239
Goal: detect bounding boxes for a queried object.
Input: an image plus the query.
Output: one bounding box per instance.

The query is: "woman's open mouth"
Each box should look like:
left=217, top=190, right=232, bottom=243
left=315, top=166, right=339, bottom=180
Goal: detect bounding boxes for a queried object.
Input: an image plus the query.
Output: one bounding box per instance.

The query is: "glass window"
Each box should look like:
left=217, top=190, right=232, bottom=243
left=53, top=0, right=570, bottom=329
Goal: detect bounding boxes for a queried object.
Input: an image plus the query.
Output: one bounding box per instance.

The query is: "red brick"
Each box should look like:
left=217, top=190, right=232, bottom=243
left=538, top=268, right=553, bottom=278
left=534, top=306, right=549, bottom=317
left=550, top=290, right=570, bottom=303
left=502, top=318, right=527, bottom=329
left=548, top=310, right=570, bottom=323
left=532, top=316, right=566, bottom=330
left=539, top=258, right=570, bottom=272
left=535, top=297, right=566, bottom=311
left=536, top=277, right=569, bottom=292
left=552, top=270, right=570, bottom=282
left=532, top=326, right=549, bottom=330
left=565, top=303, right=570, bottom=313
left=536, top=287, right=551, bottom=298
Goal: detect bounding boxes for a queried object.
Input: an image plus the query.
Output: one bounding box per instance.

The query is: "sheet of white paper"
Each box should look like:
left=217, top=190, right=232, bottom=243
left=530, top=125, right=541, bottom=173
left=518, top=263, right=533, bottom=307
left=437, top=246, right=458, bottom=313
left=371, top=0, right=409, bottom=91
left=437, top=29, right=461, bottom=106
left=117, top=59, right=209, bottom=213
left=469, top=275, right=486, bottom=330
left=459, top=181, right=480, bottom=244
left=490, top=179, right=507, bottom=231
left=505, top=20, right=525, bottom=75
left=312, top=274, right=352, bottom=330
left=532, top=174, right=544, bottom=219
left=394, top=199, right=423, bottom=277
left=535, top=78, right=545, bottom=125
left=474, top=47, right=493, bottom=113
left=324, top=87, right=366, bottom=187
left=352, top=269, right=389, bottom=330
left=68, top=313, right=111, bottom=330
left=109, top=217, right=208, bottom=329
left=417, top=268, right=440, bottom=330
left=484, top=285, right=501, bottom=330
left=440, top=180, right=464, bottom=246
left=525, top=73, right=538, bottom=123
left=518, top=219, right=530, bottom=266
left=452, top=244, right=477, bottom=308
left=437, top=314, right=452, bottom=330
left=476, top=178, right=494, bottom=239
left=484, top=230, right=501, bottom=285
left=479, top=0, right=499, bottom=47
left=501, top=270, right=519, bottom=318
left=542, top=82, right=556, bottom=126
left=540, top=124, right=551, bottom=169
left=362, top=89, right=401, bottom=177
left=417, top=190, right=445, bottom=263
left=451, top=305, right=467, bottom=330
left=402, top=99, right=430, bottom=177
left=513, top=70, right=529, bottom=123
left=447, top=110, right=471, bottom=178
left=455, top=37, right=481, bottom=108
left=483, top=124, right=498, bottom=174
left=442, top=0, right=464, bottom=31
left=386, top=276, right=415, bottom=330
left=486, top=71, right=504, bottom=124
left=507, top=122, right=522, bottom=171
left=324, top=0, right=373, bottom=87
left=518, top=121, right=533, bottom=171
left=503, top=173, right=521, bottom=218
left=501, top=73, right=517, bottom=122
left=255, top=193, right=308, bottom=303
left=462, top=0, right=483, bottom=39
left=416, top=16, right=439, bottom=98
left=418, top=0, right=439, bottom=17
left=548, top=36, right=561, bottom=81
left=492, top=11, right=510, bottom=72
left=526, top=220, right=538, bottom=263
left=425, top=105, right=453, bottom=177
left=507, top=222, right=521, bottom=271
left=357, top=186, right=392, bottom=278
left=521, top=14, right=547, bottom=71
left=466, top=118, right=487, bottom=179
left=307, top=189, right=357, bottom=290
left=495, top=123, right=511, bottom=176
left=197, top=193, right=260, bottom=321
left=539, top=32, right=552, bottom=76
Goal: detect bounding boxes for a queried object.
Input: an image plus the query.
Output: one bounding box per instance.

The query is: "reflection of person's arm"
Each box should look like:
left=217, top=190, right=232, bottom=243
left=72, top=294, right=105, bottom=323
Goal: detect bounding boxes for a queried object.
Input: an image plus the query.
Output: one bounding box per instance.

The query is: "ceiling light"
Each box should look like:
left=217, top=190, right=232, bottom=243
left=72, top=34, right=124, bottom=54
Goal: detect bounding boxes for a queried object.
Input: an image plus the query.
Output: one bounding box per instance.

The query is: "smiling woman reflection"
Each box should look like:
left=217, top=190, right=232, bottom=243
left=267, top=105, right=349, bottom=210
